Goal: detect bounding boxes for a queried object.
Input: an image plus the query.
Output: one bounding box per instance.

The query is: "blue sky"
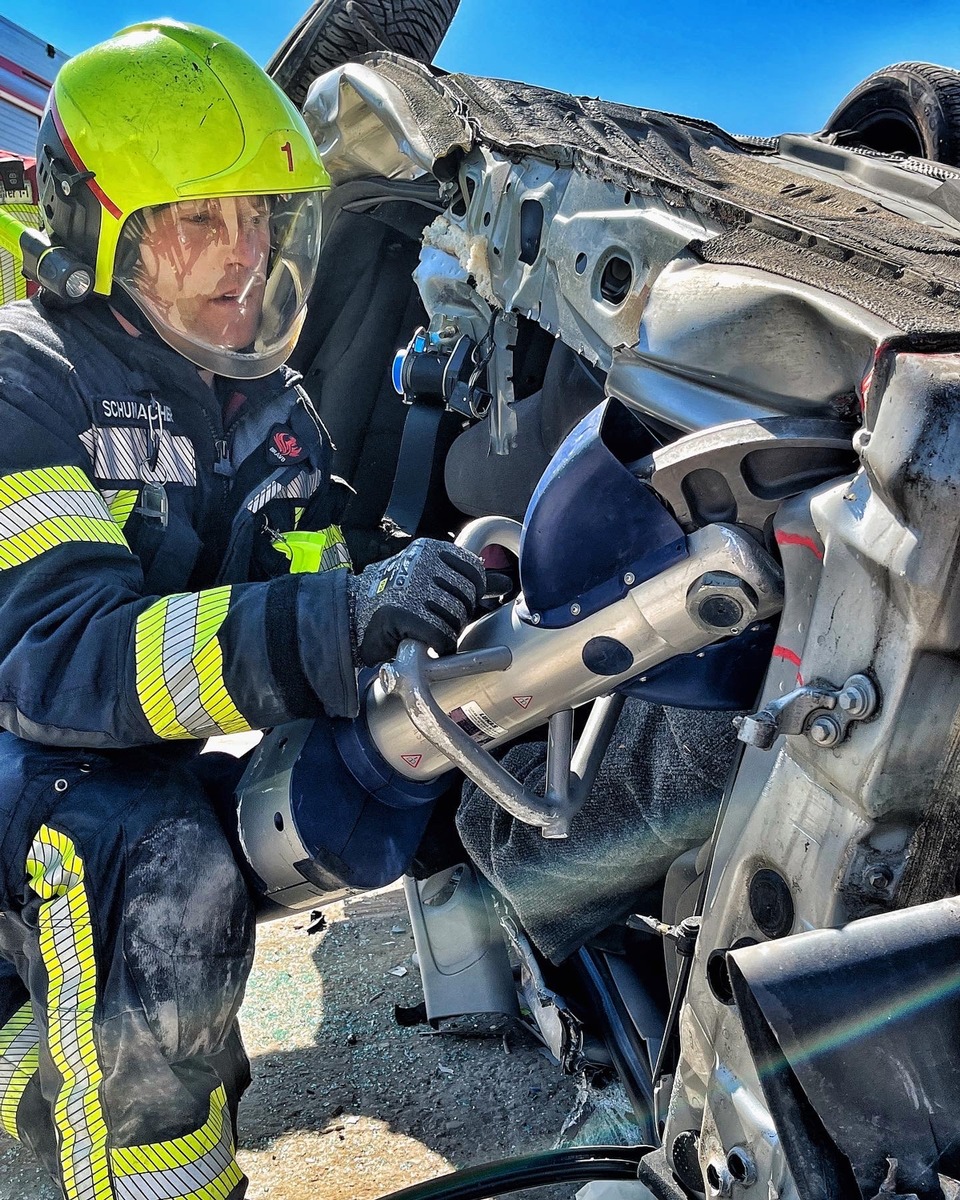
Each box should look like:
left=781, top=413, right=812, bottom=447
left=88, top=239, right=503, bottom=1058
left=5, top=0, right=960, bottom=135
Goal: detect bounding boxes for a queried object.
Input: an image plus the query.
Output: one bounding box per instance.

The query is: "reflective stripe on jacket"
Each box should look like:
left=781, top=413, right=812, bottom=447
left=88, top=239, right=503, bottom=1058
left=0, top=296, right=359, bottom=747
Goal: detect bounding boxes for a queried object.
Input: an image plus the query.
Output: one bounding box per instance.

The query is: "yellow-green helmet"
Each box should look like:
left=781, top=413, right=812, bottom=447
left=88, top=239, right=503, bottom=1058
left=37, top=18, right=330, bottom=377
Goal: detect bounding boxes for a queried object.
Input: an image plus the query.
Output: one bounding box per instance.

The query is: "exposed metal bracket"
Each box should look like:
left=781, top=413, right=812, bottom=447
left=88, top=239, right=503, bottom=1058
left=378, top=640, right=626, bottom=838
left=735, top=672, right=879, bottom=750
left=489, top=309, right=519, bottom=455
left=628, top=913, right=702, bottom=958
left=636, top=417, right=856, bottom=532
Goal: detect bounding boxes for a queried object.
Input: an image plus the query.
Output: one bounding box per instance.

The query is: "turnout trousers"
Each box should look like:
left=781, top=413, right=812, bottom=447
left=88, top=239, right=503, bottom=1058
left=0, top=735, right=254, bottom=1200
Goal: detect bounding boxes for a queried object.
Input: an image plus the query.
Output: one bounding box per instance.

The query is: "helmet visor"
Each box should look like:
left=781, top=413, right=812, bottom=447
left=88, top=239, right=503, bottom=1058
left=115, top=192, right=322, bottom=378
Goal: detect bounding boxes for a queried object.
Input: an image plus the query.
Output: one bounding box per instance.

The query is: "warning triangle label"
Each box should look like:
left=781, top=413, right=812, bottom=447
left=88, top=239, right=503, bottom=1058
left=401, top=754, right=422, bottom=769
left=513, top=695, right=533, bottom=709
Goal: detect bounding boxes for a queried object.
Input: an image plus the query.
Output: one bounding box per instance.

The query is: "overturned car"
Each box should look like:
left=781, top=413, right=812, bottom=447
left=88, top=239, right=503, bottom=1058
left=238, top=42, right=960, bottom=1200
left=6, top=11, right=960, bottom=1196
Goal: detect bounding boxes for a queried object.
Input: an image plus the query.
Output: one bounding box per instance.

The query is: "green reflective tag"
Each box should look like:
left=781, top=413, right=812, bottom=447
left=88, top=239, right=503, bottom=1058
left=273, top=527, right=351, bottom=574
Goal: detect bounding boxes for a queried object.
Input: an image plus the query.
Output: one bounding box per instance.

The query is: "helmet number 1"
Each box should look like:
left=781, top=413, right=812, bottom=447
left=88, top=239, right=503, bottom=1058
left=281, top=141, right=294, bottom=172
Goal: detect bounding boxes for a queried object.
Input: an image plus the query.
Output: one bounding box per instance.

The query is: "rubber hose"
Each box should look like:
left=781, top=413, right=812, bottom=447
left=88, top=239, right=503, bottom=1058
left=373, top=1145, right=652, bottom=1200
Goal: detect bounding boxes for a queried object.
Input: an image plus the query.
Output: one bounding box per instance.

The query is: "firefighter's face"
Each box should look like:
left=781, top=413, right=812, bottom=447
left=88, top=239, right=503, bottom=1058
left=133, top=196, right=271, bottom=350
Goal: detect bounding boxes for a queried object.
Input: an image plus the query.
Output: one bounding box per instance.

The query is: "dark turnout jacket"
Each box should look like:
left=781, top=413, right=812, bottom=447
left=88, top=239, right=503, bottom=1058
left=0, top=296, right=359, bottom=749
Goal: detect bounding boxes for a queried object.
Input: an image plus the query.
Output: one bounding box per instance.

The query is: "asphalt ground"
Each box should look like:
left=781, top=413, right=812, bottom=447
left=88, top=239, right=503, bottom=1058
left=0, top=881, right=583, bottom=1200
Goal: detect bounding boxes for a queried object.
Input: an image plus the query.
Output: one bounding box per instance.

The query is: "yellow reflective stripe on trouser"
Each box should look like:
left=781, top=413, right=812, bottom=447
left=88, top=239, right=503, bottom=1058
left=134, top=588, right=252, bottom=740
left=110, top=1084, right=243, bottom=1200
left=0, top=1002, right=40, bottom=1140
left=0, top=466, right=127, bottom=569
left=26, top=826, right=112, bottom=1200
left=103, top=490, right=139, bottom=530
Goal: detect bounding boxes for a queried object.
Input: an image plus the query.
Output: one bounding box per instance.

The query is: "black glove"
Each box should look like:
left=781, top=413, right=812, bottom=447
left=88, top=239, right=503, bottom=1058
left=346, top=538, right=486, bottom=667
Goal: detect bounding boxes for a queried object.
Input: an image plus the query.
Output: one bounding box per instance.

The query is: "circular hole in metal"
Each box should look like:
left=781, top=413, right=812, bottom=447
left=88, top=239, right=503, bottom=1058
left=671, top=1130, right=702, bottom=1193
left=575, top=252, right=588, bottom=274
left=624, top=191, right=632, bottom=204
left=483, top=211, right=491, bottom=226
left=727, top=1147, right=755, bottom=1185
left=707, top=949, right=735, bottom=1005
left=273, top=812, right=284, bottom=832
left=749, top=867, right=795, bottom=938
left=599, top=255, right=633, bottom=304
left=706, top=1162, right=721, bottom=1191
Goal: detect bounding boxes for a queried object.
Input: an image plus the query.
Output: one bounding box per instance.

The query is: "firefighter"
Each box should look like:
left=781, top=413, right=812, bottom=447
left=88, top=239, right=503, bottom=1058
left=0, top=19, right=483, bottom=1199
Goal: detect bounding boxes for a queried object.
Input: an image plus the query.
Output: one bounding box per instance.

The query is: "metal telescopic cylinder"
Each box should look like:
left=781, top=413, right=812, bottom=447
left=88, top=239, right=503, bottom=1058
left=365, top=523, right=783, bottom=781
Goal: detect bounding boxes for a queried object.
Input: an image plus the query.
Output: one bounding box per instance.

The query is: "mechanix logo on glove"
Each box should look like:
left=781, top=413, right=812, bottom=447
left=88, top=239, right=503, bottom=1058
left=368, top=545, right=418, bottom=597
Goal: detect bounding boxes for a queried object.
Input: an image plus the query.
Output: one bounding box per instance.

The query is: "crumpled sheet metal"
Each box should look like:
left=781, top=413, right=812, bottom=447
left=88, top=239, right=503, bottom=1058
left=302, top=58, right=471, bottom=183
left=308, top=52, right=960, bottom=335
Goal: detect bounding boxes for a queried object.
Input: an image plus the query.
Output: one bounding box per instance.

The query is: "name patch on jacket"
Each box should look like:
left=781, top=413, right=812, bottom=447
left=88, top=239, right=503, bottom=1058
left=100, top=399, right=175, bottom=426
left=267, top=425, right=310, bottom=467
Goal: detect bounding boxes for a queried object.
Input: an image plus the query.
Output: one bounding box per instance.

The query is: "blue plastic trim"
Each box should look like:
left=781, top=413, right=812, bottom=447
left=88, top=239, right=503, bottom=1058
left=519, top=399, right=687, bottom=629
left=392, top=348, right=406, bottom=395
left=289, top=709, right=446, bottom=890
left=616, top=621, right=778, bottom=710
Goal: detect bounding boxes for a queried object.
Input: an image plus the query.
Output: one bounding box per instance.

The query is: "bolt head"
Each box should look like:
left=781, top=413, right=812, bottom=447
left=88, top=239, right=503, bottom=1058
left=531, top=613, right=541, bottom=625
left=698, top=594, right=745, bottom=629
left=378, top=663, right=399, bottom=693
left=808, top=715, right=842, bottom=747
left=838, top=676, right=877, bottom=719
left=623, top=572, right=636, bottom=586
left=866, top=865, right=894, bottom=891
left=688, top=571, right=759, bottom=630
left=838, top=688, right=859, bottom=713
left=570, top=603, right=581, bottom=616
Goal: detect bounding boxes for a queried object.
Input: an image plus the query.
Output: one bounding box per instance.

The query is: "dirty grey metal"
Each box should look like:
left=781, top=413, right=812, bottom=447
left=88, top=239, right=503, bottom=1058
left=489, top=309, right=519, bottom=454
left=402, top=862, right=520, bottom=1024
left=734, top=673, right=878, bottom=750
left=638, top=417, right=857, bottom=530
left=896, top=692, right=960, bottom=909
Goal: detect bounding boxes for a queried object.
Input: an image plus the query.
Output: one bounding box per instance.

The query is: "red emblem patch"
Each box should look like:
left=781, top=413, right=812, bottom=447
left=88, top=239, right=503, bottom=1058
left=401, top=754, right=422, bottom=769
left=513, top=696, right=533, bottom=709
left=273, top=431, right=301, bottom=458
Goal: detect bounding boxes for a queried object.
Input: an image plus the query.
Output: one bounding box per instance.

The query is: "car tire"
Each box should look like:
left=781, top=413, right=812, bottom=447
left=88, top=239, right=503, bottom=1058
left=822, top=61, right=960, bottom=165
left=267, top=0, right=461, bottom=108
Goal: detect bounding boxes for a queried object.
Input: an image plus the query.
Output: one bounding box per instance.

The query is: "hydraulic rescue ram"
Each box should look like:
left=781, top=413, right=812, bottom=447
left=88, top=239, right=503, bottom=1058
left=237, top=516, right=782, bottom=911
left=236, top=400, right=788, bottom=908
left=369, top=520, right=783, bottom=833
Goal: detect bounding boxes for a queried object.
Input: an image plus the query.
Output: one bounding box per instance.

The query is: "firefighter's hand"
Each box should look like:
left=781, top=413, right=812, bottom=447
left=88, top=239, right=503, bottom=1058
left=346, top=539, right=486, bottom=667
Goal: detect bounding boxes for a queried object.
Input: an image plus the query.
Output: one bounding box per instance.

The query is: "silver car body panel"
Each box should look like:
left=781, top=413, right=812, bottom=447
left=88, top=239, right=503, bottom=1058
left=304, top=58, right=960, bottom=1199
